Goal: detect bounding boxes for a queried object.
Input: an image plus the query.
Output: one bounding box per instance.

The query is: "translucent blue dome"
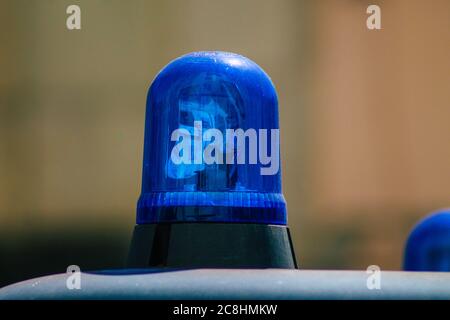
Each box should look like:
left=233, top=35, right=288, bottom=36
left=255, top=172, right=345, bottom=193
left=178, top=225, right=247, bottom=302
left=404, top=209, right=450, bottom=271
left=137, top=51, right=286, bottom=225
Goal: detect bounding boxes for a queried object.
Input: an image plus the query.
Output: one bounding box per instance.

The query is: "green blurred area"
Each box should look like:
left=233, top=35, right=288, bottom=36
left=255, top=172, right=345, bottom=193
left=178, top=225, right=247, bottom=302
left=1, top=0, right=450, bottom=287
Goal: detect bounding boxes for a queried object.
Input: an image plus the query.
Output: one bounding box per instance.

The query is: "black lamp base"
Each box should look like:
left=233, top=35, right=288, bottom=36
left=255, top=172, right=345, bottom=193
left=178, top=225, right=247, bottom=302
left=127, top=223, right=297, bottom=269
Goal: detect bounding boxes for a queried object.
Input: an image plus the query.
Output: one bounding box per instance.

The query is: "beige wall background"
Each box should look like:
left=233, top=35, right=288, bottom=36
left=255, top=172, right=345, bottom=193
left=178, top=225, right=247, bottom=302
left=0, top=0, right=449, bottom=280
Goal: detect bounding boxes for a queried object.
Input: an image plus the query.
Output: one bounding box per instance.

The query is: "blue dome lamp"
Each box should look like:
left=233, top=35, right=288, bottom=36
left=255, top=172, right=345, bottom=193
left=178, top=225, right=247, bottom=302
left=128, top=52, right=297, bottom=268
left=404, top=208, right=450, bottom=271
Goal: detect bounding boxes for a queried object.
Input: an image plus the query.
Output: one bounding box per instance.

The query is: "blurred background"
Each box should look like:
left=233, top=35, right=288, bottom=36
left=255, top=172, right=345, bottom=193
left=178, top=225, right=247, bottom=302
left=1, top=0, right=449, bottom=287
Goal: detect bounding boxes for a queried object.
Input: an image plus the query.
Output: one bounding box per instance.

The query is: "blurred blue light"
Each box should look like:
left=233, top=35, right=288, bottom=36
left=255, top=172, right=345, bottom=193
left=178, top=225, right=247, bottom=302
left=137, top=52, right=286, bottom=225
left=404, top=209, right=450, bottom=271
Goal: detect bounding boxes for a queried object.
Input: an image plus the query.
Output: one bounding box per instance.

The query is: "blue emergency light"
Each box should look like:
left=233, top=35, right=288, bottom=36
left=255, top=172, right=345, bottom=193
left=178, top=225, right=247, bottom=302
left=404, top=209, right=450, bottom=271
left=137, top=51, right=285, bottom=225
left=128, top=52, right=296, bottom=268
